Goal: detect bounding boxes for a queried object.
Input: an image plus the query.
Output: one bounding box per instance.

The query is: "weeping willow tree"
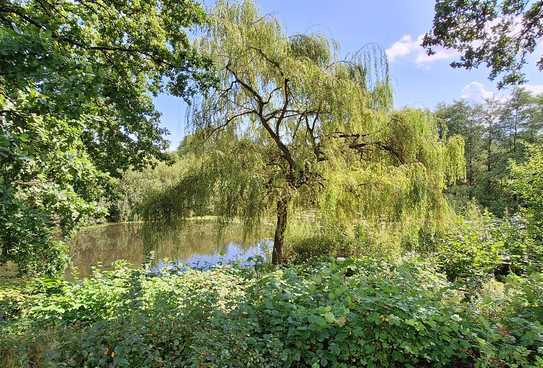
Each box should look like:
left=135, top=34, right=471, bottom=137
left=144, top=0, right=465, bottom=264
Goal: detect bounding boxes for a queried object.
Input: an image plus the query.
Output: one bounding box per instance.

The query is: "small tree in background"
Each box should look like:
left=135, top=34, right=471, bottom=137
left=508, top=144, right=543, bottom=242
left=144, top=0, right=465, bottom=264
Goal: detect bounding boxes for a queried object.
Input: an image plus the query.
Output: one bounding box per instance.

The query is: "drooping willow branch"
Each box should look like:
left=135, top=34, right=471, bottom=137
left=199, top=46, right=403, bottom=189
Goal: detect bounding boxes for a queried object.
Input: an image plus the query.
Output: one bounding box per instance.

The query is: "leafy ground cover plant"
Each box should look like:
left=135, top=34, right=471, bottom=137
left=472, top=273, right=543, bottom=367
left=2, top=258, right=541, bottom=367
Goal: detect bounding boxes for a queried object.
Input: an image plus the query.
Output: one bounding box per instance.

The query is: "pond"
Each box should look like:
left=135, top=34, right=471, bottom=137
left=68, top=221, right=273, bottom=278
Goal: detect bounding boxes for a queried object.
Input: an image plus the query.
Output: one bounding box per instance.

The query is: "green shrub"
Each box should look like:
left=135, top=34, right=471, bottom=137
left=0, top=192, right=70, bottom=276
left=473, top=273, right=543, bottom=367
left=2, top=259, right=542, bottom=367
left=427, top=205, right=543, bottom=290
left=0, top=277, right=29, bottom=322
left=1, top=263, right=251, bottom=367
left=429, top=207, right=504, bottom=288
left=286, top=221, right=348, bottom=262
left=499, top=216, right=543, bottom=275
left=287, top=235, right=347, bottom=262
left=286, top=222, right=385, bottom=262
left=205, top=259, right=478, bottom=368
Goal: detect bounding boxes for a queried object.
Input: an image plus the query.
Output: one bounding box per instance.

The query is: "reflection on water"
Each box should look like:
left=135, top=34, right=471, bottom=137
left=68, top=221, right=272, bottom=277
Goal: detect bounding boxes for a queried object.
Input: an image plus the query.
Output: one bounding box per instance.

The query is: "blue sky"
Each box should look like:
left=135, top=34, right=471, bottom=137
left=156, top=0, right=543, bottom=149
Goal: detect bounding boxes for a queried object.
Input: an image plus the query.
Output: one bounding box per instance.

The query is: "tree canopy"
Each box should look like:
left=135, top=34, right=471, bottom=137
left=144, top=0, right=465, bottom=264
left=424, top=0, right=543, bottom=88
left=436, top=88, right=543, bottom=214
left=0, top=0, right=214, bottom=274
left=1, top=0, right=214, bottom=173
left=508, top=144, right=543, bottom=241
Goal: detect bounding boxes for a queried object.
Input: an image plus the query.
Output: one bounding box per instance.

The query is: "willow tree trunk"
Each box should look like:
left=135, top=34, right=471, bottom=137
left=272, top=197, right=289, bottom=265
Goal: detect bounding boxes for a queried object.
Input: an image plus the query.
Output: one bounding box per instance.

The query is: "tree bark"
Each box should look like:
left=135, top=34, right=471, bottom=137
left=272, top=196, right=289, bottom=265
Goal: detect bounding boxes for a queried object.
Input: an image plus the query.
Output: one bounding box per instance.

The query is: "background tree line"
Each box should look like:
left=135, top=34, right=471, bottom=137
left=436, top=88, right=543, bottom=215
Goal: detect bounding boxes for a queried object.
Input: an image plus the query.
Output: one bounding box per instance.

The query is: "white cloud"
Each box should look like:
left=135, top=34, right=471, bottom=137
left=461, top=82, right=496, bottom=103
left=523, top=84, right=543, bottom=95
left=385, top=34, right=418, bottom=62
left=386, top=34, right=458, bottom=65
left=460, top=82, right=543, bottom=103
left=461, top=82, right=543, bottom=104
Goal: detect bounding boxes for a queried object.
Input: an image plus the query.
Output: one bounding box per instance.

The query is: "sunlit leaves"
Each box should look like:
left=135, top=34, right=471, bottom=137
left=150, top=0, right=466, bottom=254
left=0, top=0, right=213, bottom=274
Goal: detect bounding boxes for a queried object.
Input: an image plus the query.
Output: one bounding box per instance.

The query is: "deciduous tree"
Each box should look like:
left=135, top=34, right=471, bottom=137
left=424, top=0, right=543, bottom=88
left=0, top=0, right=213, bottom=274
left=145, top=0, right=465, bottom=264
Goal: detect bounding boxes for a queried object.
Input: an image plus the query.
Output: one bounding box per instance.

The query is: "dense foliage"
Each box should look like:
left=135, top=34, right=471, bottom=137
left=143, top=0, right=465, bottom=264
left=113, top=154, right=189, bottom=222
left=508, top=144, right=543, bottom=243
left=1, top=260, right=542, bottom=368
left=1, top=1, right=542, bottom=367
left=428, top=205, right=543, bottom=287
left=285, top=204, right=543, bottom=285
left=435, top=89, right=543, bottom=215
left=0, top=0, right=213, bottom=274
left=424, top=0, right=543, bottom=87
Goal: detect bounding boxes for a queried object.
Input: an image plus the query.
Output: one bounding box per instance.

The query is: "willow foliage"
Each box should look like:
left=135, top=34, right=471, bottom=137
left=144, top=0, right=465, bottom=261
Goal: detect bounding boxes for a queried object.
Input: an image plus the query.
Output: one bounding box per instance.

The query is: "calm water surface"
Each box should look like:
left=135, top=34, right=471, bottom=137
left=69, top=221, right=272, bottom=277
